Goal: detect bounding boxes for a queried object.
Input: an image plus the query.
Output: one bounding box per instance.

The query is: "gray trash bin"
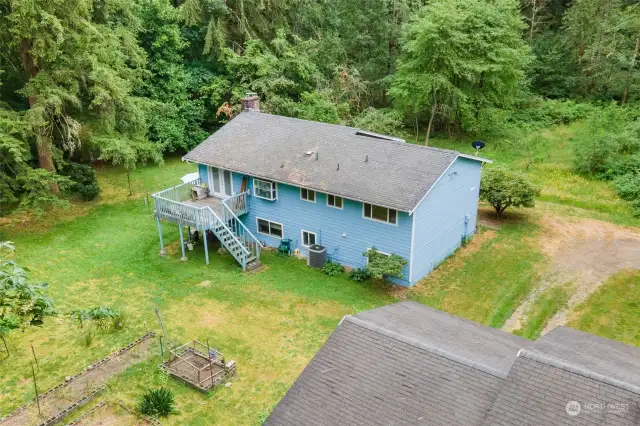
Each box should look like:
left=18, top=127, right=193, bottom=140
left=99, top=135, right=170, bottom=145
left=308, top=244, right=326, bottom=268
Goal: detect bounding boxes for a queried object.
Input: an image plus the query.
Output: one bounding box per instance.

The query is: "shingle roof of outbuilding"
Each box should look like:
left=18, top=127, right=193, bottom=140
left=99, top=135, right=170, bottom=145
left=265, top=302, right=528, bottom=426
left=266, top=303, right=640, bottom=426
left=483, top=327, right=640, bottom=426
left=182, top=112, right=488, bottom=212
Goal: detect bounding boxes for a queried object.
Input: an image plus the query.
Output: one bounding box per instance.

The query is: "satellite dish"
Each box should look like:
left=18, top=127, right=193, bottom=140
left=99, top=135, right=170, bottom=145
left=471, top=140, right=485, bottom=155
left=471, top=140, right=485, bottom=150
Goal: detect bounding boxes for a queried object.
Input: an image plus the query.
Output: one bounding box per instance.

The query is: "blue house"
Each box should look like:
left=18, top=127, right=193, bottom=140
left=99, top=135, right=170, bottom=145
left=152, top=95, right=489, bottom=286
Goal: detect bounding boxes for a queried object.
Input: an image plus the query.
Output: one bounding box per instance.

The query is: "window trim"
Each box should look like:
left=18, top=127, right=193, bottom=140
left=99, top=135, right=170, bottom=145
left=300, top=188, right=316, bottom=203
left=326, top=194, right=344, bottom=210
left=300, top=229, right=317, bottom=248
left=253, top=178, right=277, bottom=201
left=362, top=203, right=398, bottom=226
left=256, top=217, right=284, bottom=239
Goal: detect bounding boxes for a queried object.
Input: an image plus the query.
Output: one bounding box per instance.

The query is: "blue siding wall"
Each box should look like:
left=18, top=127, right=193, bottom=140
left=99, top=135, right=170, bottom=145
left=232, top=176, right=414, bottom=285
left=410, top=157, right=482, bottom=284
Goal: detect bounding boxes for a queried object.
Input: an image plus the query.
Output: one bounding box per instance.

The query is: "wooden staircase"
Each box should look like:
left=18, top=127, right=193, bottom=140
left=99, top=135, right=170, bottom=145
left=153, top=180, right=261, bottom=270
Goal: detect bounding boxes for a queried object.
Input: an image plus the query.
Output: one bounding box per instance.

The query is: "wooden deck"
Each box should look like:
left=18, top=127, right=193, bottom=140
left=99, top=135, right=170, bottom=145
left=184, top=196, right=224, bottom=217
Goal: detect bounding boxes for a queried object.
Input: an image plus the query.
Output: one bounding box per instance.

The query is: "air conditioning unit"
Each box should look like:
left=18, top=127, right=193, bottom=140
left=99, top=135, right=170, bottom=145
left=307, top=244, right=326, bottom=268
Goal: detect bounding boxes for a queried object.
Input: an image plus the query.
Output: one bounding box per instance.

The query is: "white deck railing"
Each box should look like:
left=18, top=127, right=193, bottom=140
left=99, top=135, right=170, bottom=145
left=152, top=179, right=261, bottom=268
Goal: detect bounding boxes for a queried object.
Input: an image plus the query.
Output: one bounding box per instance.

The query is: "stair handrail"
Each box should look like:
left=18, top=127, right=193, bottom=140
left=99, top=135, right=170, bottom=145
left=199, top=205, right=250, bottom=259
left=221, top=191, right=263, bottom=251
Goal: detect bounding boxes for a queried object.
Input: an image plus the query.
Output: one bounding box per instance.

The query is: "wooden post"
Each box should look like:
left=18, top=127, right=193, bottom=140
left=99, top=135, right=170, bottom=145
left=203, top=228, right=210, bottom=265
left=157, top=217, right=166, bottom=257
left=154, top=306, right=167, bottom=340
left=207, top=339, right=215, bottom=388
left=1, top=334, right=9, bottom=357
left=31, top=363, right=41, bottom=416
left=31, top=343, right=39, bottom=371
left=159, top=336, right=165, bottom=362
left=179, top=224, right=187, bottom=261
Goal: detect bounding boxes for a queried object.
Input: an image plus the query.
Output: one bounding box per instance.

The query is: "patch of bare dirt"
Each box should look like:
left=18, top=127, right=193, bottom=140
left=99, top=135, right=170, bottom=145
left=504, top=215, right=640, bottom=334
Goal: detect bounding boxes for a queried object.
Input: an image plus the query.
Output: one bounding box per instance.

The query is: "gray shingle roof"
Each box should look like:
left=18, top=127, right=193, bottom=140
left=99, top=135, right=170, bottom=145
left=183, top=112, right=486, bottom=212
left=352, top=302, right=528, bottom=377
left=484, top=327, right=640, bottom=425
left=265, top=302, right=527, bottom=426
left=266, top=304, right=640, bottom=426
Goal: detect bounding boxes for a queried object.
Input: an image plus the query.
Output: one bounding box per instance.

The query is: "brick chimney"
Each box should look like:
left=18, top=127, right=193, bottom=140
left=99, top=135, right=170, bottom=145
left=241, top=92, right=260, bottom=111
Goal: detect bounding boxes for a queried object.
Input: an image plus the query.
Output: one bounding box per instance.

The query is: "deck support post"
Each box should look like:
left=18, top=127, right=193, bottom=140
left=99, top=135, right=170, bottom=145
left=179, top=224, right=187, bottom=261
left=203, top=228, right=210, bottom=265
left=157, top=217, right=166, bottom=257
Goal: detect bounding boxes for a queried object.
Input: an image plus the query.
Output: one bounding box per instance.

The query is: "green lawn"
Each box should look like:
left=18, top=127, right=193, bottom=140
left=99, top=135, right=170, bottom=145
left=569, top=271, right=640, bottom=346
left=1, top=122, right=640, bottom=424
left=514, top=285, right=571, bottom=340
left=407, top=222, right=545, bottom=328
left=0, top=158, right=396, bottom=424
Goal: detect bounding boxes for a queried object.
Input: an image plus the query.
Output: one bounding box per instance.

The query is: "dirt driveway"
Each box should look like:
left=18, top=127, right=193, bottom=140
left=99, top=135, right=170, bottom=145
left=502, top=215, right=640, bottom=334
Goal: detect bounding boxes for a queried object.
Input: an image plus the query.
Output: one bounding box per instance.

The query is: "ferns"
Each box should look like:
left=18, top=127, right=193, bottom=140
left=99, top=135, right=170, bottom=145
left=138, top=387, right=176, bottom=417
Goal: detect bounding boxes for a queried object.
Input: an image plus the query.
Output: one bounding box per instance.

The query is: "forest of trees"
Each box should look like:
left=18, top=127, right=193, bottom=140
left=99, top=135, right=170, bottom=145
left=1, top=0, right=639, bottom=212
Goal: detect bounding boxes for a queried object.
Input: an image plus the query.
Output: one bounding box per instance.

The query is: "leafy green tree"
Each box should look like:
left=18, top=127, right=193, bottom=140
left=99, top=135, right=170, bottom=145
left=0, top=242, right=54, bottom=356
left=390, top=0, right=532, bottom=144
left=96, top=137, right=163, bottom=196
left=136, top=0, right=207, bottom=151
left=350, top=107, right=402, bottom=135
left=572, top=105, right=640, bottom=176
left=480, top=167, right=540, bottom=217
left=563, top=0, right=640, bottom=103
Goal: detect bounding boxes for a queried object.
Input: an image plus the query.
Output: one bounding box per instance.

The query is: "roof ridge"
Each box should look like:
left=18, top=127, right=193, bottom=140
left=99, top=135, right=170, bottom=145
left=240, top=111, right=490, bottom=160
left=343, top=315, right=507, bottom=379
left=518, top=349, right=640, bottom=395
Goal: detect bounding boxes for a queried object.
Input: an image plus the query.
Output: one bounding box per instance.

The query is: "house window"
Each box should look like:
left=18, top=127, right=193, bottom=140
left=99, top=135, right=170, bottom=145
left=300, top=188, right=316, bottom=202
left=256, top=218, right=283, bottom=238
left=301, top=230, right=317, bottom=247
left=327, top=194, right=343, bottom=209
left=366, top=248, right=391, bottom=264
left=363, top=203, right=397, bottom=225
left=254, top=179, right=277, bottom=200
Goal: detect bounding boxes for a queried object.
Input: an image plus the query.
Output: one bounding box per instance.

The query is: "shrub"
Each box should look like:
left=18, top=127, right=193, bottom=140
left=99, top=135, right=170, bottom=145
left=480, top=167, right=540, bottom=218
left=572, top=105, right=640, bottom=176
left=614, top=173, right=640, bottom=216
left=70, top=306, right=123, bottom=330
left=348, top=267, right=371, bottom=282
left=60, top=162, right=100, bottom=201
left=511, top=98, right=595, bottom=128
left=364, top=248, right=408, bottom=280
left=83, top=328, right=94, bottom=347
left=322, top=261, right=345, bottom=276
left=138, top=387, right=175, bottom=417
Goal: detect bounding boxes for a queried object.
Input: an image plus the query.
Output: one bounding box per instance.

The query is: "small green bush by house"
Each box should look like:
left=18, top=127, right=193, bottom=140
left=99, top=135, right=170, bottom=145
left=348, top=268, right=371, bottom=282
left=364, top=248, right=408, bottom=280
left=322, top=261, right=345, bottom=276
left=60, top=162, right=100, bottom=201
left=480, top=167, right=540, bottom=218
left=138, top=387, right=175, bottom=417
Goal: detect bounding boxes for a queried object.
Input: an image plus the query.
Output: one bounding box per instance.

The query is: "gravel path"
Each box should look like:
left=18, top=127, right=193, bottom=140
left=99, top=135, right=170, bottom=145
left=503, top=216, right=640, bottom=334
